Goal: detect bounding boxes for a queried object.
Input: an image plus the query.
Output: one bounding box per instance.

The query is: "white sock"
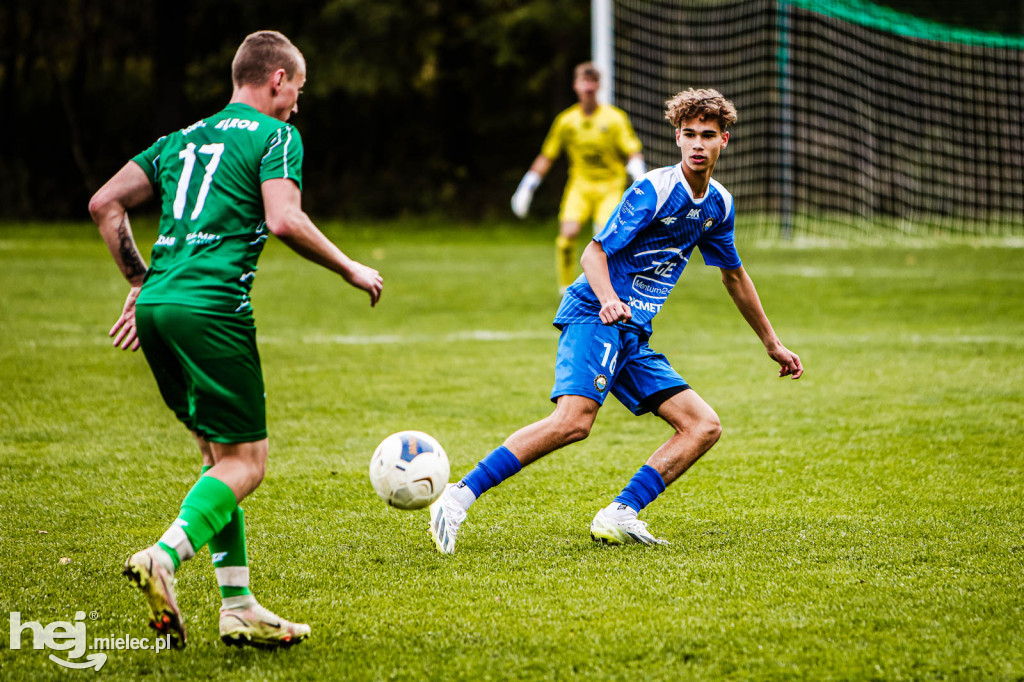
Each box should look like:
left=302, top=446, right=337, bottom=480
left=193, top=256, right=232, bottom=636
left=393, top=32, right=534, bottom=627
left=222, top=594, right=257, bottom=611
left=450, top=482, right=478, bottom=511
left=606, top=502, right=638, bottom=520
left=151, top=546, right=176, bottom=574
left=156, top=523, right=195, bottom=569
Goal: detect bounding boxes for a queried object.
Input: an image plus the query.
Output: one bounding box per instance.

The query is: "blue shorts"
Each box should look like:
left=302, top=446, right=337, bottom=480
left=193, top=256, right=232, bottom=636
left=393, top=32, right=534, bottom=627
left=550, top=323, right=689, bottom=416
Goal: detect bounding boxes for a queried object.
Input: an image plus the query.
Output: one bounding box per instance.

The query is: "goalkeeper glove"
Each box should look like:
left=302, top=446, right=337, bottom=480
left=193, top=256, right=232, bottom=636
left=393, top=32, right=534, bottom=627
left=626, top=157, right=646, bottom=182
left=511, top=170, right=542, bottom=218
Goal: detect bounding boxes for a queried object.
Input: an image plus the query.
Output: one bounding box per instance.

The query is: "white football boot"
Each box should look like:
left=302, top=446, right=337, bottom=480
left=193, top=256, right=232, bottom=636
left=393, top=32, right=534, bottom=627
left=590, top=504, right=668, bottom=546
left=429, top=484, right=467, bottom=554
left=219, top=603, right=310, bottom=649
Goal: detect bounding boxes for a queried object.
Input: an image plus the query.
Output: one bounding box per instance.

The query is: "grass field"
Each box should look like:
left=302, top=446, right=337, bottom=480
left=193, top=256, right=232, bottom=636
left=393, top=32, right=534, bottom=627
left=1, top=219, right=1022, bottom=680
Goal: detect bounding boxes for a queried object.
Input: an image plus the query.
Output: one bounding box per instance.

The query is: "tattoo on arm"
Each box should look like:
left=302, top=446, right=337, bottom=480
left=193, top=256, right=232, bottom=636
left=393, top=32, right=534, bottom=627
left=117, top=217, right=147, bottom=280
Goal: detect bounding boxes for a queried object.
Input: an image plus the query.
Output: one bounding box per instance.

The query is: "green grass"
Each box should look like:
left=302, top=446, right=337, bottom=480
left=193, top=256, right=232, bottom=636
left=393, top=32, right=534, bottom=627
left=1, top=219, right=1022, bottom=680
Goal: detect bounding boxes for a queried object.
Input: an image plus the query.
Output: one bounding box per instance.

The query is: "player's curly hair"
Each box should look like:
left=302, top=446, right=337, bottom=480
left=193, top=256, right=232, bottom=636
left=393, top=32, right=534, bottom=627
left=232, top=31, right=304, bottom=87
left=664, top=88, right=737, bottom=130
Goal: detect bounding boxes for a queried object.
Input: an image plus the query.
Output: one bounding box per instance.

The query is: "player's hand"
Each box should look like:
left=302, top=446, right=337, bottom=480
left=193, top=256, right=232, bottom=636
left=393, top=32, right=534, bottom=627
left=109, top=286, right=142, bottom=352
left=767, top=343, right=803, bottom=379
left=626, top=156, right=646, bottom=182
left=343, top=261, right=383, bottom=307
left=510, top=187, right=534, bottom=219
left=599, top=299, right=632, bottom=325
left=511, top=170, right=541, bottom=219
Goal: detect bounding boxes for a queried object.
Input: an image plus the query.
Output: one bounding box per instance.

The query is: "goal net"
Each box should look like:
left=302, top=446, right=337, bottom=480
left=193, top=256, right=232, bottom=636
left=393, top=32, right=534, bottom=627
left=610, top=0, right=1024, bottom=242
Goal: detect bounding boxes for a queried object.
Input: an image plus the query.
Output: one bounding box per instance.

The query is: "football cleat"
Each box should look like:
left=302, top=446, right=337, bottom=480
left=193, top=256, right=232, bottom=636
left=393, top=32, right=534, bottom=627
left=123, top=547, right=186, bottom=649
left=219, top=603, right=311, bottom=649
left=590, top=505, right=668, bottom=546
left=429, top=484, right=467, bottom=554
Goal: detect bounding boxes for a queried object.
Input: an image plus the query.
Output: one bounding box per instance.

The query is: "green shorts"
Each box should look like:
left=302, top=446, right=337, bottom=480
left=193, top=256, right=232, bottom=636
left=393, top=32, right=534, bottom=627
left=135, top=304, right=267, bottom=443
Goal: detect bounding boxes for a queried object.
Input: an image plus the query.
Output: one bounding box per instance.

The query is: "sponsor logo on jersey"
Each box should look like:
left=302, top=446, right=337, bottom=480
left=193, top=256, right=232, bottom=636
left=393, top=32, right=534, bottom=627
left=660, top=216, right=677, bottom=225
left=631, top=275, right=672, bottom=301
left=186, top=231, right=221, bottom=245
left=594, top=374, right=608, bottom=392
left=182, top=120, right=206, bottom=136
left=154, top=235, right=176, bottom=247
left=634, top=246, right=689, bottom=283
left=621, top=200, right=636, bottom=216
left=214, top=118, right=260, bottom=132
left=630, top=299, right=664, bottom=314
left=686, top=208, right=701, bottom=219
left=632, top=187, right=645, bottom=196
left=703, top=217, right=714, bottom=229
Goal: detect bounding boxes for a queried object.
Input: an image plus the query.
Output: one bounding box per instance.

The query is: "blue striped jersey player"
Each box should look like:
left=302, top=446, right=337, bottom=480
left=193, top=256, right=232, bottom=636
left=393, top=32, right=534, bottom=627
left=430, top=88, right=803, bottom=552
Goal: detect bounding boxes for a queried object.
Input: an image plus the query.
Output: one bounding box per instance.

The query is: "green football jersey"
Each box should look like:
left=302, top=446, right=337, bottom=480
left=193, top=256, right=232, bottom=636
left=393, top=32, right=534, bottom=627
left=132, top=102, right=304, bottom=313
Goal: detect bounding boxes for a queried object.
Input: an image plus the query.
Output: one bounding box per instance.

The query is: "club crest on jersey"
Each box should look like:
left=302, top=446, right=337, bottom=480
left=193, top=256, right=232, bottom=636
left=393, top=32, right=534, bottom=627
left=686, top=208, right=701, bottom=219
left=594, top=374, right=608, bottom=392
left=703, top=217, right=714, bottom=229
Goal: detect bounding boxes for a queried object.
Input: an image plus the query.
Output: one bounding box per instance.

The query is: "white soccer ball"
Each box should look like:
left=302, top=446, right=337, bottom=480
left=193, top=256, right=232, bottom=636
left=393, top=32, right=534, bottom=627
left=369, top=431, right=450, bottom=510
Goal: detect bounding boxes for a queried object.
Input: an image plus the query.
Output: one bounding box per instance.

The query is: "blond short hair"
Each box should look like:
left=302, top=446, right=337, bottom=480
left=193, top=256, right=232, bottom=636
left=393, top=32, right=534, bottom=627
left=664, top=88, right=737, bottom=130
left=231, top=31, right=304, bottom=88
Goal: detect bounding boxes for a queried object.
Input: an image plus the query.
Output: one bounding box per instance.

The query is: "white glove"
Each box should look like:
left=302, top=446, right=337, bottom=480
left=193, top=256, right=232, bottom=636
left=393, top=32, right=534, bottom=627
left=511, top=170, right=542, bottom=218
left=626, top=157, right=646, bottom=182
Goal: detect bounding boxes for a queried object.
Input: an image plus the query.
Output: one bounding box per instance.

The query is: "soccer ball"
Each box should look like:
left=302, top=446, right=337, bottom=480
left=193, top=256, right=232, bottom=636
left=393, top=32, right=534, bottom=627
left=369, top=431, right=450, bottom=510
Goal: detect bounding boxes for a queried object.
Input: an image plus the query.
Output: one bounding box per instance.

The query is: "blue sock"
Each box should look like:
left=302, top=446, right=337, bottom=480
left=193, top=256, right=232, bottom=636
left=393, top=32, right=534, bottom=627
left=614, top=465, right=666, bottom=512
left=460, top=446, right=522, bottom=498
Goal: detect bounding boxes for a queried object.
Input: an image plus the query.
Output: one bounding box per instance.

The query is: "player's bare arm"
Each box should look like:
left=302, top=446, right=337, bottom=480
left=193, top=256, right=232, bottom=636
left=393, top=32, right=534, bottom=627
left=88, top=161, right=155, bottom=352
left=89, top=162, right=154, bottom=285
left=581, top=240, right=632, bottom=325
left=720, top=266, right=803, bottom=379
left=261, top=178, right=383, bottom=306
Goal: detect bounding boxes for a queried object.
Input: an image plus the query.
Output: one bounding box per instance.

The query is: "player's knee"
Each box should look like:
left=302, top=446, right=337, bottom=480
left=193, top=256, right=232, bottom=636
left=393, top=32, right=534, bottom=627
left=248, top=459, right=266, bottom=489
left=699, top=412, right=722, bottom=446
left=552, top=414, right=591, bottom=445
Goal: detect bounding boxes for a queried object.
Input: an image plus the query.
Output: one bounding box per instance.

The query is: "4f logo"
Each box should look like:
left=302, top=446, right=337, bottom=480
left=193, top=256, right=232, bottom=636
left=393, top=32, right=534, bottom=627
left=632, top=187, right=645, bottom=196
left=686, top=208, right=701, bottom=219
left=660, top=217, right=677, bottom=225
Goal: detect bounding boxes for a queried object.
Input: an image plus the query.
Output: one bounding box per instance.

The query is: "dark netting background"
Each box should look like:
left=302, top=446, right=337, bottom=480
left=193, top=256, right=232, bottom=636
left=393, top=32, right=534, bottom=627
left=614, top=0, right=1024, bottom=241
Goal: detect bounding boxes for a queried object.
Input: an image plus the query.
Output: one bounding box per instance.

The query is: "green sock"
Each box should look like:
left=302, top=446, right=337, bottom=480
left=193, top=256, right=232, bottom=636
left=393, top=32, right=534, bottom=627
left=174, top=474, right=238, bottom=553
left=210, top=507, right=251, bottom=598
left=202, top=465, right=253, bottom=599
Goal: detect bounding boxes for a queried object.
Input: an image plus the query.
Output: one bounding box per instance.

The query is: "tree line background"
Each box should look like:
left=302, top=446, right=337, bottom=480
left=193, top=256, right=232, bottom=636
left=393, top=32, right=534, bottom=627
left=2, top=0, right=1021, bottom=221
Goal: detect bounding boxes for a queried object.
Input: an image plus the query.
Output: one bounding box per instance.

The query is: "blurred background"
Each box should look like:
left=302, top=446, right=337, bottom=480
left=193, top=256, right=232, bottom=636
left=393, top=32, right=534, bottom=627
left=2, top=0, right=1022, bottom=224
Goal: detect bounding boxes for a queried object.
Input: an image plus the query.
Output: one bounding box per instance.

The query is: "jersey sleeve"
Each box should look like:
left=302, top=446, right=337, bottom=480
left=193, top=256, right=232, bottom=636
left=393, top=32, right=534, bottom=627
left=260, top=125, right=304, bottom=190
left=539, top=112, right=567, bottom=160
left=593, top=179, right=658, bottom=256
left=614, top=109, right=642, bottom=156
left=130, top=136, right=167, bottom=186
left=697, top=202, right=742, bottom=269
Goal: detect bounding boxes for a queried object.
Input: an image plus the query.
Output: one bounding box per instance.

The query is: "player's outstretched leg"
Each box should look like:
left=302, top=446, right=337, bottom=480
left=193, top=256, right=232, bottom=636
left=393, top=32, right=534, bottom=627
left=590, top=465, right=669, bottom=546
left=219, top=602, right=311, bottom=649
left=123, top=547, right=187, bottom=648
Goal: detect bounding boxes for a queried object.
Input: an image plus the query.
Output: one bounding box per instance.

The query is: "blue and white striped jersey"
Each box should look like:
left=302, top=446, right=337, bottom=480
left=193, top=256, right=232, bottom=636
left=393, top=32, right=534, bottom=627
left=553, top=163, right=742, bottom=338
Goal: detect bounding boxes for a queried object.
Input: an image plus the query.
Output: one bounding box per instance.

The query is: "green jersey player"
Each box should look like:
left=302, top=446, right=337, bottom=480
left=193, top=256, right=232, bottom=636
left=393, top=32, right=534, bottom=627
left=88, top=30, right=382, bottom=649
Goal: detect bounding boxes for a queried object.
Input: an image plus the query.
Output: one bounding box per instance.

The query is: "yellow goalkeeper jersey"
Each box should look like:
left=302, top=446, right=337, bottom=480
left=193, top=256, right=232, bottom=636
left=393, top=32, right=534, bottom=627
left=540, top=104, right=642, bottom=184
